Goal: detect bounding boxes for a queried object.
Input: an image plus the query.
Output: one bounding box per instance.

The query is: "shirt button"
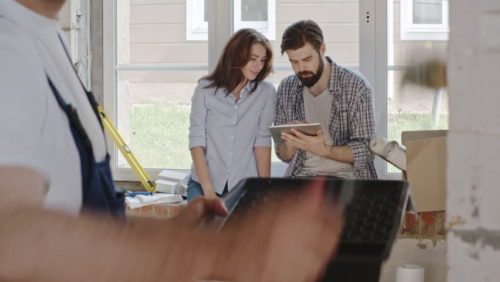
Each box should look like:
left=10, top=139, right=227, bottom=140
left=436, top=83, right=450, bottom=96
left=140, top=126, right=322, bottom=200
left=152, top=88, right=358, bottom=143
left=229, top=152, right=232, bottom=156
left=234, top=105, right=238, bottom=108
left=230, top=135, right=234, bottom=139
left=233, top=121, right=237, bottom=125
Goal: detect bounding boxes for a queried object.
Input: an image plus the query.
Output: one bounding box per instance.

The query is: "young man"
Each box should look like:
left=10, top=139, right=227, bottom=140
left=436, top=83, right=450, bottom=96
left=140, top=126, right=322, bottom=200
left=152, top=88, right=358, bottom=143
left=275, top=20, right=377, bottom=179
left=0, top=1, right=343, bottom=280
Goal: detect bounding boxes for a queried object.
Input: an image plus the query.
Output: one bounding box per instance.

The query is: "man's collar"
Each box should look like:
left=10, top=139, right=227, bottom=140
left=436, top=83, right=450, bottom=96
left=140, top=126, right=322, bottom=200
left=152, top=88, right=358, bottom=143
left=326, top=56, right=341, bottom=94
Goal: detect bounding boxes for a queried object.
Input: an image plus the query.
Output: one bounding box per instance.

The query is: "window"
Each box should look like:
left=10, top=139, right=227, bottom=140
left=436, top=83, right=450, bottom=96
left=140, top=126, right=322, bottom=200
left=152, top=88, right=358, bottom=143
left=400, top=0, right=449, bottom=40
left=266, top=0, right=360, bottom=169
left=186, top=0, right=276, bottom=40
left=104, top=0, right=361, bottom=180
left=234, top=0, right=276, bottom=40
left=390, top=0, right=449, bottom=173
left=62, top=0, right=91, bottom=88
left=186, top=0, right=208, bottom=40
left=363, top=0, right=449, bottom=178
left=104, top=0, right=209, bottom=180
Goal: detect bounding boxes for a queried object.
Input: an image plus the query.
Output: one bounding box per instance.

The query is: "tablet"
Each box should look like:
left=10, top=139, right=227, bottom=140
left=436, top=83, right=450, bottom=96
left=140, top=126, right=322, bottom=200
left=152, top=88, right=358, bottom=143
left=269, top=123, right=321, bottom=144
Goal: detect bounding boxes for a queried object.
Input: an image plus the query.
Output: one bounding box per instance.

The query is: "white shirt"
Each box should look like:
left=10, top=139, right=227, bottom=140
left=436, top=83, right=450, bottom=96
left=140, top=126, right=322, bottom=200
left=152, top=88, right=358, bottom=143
left=0, top=0, right=107, bottom=215
left=189, top=79, right=276, bottom=193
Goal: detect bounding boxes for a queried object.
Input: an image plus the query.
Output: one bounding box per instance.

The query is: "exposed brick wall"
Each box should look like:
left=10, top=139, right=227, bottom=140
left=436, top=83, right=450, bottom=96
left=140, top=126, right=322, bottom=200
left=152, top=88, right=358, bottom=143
left=401, top=211, right=446, bottom=240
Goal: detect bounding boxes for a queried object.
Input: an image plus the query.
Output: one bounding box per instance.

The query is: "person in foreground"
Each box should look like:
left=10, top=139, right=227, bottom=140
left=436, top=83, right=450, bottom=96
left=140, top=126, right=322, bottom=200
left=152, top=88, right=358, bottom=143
left=275, top=20, right=377, bottom=179
left=0, top=1, right=343, bottom=281
left=188, top=28, right=276, bottom=201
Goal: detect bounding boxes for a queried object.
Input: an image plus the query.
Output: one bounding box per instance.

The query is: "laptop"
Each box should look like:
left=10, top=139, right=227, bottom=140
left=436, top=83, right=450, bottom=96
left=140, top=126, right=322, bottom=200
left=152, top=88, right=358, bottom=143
left=217, top=177, right=409, bottom=282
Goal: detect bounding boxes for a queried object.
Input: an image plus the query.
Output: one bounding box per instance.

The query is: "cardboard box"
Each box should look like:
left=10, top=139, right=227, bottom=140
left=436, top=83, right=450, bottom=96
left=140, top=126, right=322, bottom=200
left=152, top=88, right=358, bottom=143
left=402, top=130, right=447, bottom=212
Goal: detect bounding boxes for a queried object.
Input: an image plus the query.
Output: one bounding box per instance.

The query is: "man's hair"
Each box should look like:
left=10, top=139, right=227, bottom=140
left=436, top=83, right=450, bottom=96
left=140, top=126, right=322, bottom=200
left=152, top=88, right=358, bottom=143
left=203, top=28, right=273, bottom=94
left=280, top=20, right=324, bottom=54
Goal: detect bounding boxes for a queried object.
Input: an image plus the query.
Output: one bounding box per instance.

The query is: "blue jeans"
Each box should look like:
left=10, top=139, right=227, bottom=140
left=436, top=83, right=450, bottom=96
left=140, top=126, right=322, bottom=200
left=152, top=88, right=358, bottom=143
left=187, top=177, right=228, bottom=202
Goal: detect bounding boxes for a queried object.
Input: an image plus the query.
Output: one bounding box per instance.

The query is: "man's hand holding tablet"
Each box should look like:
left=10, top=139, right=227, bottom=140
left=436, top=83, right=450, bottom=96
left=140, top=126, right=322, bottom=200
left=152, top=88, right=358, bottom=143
left=269, top=122, right=321, bottom=144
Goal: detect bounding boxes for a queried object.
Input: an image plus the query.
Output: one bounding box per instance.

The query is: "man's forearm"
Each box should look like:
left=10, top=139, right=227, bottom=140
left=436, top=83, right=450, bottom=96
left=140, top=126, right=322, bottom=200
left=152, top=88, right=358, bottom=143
left=0, top=208, right=207, bottom=281
left=277, top=143, right=297, bottom=161
left=320, top=145, right=354, bottom=164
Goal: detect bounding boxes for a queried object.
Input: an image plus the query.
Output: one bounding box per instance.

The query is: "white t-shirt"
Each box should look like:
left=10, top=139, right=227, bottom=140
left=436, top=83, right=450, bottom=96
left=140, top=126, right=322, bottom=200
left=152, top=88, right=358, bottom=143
left=0, top=0, right=107, bottom=215
left=300, top=87, right=355, bottom=178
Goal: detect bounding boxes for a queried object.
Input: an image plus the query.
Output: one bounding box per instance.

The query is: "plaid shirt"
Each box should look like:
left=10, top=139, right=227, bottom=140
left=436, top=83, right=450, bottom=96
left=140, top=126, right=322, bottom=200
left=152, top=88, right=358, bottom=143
left=274, top=57, right=377, bottom=179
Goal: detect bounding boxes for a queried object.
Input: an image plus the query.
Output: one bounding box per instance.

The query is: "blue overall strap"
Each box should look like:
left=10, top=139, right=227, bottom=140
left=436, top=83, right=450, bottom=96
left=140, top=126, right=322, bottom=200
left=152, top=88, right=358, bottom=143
left=55, top=35, right=124, bottom=216
left=46, top=76, right=124, bottom=217
left=46, top=77, right=93, bottom=193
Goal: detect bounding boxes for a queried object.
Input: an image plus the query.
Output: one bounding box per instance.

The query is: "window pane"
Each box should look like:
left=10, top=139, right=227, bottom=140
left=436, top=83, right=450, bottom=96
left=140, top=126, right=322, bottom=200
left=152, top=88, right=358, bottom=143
left=413, top=0, right=443, bottom=24
left=242, top=0, right=268, bottom=21
left=269, top=0, right=360, bottom=82
left=117, top=0, right=360, bottom=169
left=388, top=0, right=448, bottom=172
left=388, top=70, right=448, bottom=144
left=204, top=0, right=208, bottom=22
left=267, top=0, right=360, bottom=163
left=117, top=0, right=208, bottom=169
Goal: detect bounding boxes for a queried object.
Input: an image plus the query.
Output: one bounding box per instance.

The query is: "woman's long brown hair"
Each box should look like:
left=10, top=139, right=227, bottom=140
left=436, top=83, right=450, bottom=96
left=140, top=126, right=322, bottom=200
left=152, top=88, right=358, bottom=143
left=202, top=28, right=273, bottom=94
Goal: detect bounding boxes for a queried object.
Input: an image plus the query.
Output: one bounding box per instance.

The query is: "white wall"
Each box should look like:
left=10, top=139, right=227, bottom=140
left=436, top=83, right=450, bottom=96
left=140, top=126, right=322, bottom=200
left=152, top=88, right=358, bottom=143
left=447, top=0, right=500, bottom=281
left=381, top=239, right=446, bottom=282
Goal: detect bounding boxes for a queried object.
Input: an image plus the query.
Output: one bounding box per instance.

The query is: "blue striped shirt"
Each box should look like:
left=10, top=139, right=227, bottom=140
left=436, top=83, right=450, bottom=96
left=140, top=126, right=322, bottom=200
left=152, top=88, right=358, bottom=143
left=189, top=79, right=276, bottom=193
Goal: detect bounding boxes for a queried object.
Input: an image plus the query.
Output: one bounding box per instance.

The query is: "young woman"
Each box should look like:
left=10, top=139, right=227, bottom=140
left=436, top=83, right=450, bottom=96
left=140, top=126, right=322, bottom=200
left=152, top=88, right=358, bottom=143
left=188, top=28, right=275, bottom=201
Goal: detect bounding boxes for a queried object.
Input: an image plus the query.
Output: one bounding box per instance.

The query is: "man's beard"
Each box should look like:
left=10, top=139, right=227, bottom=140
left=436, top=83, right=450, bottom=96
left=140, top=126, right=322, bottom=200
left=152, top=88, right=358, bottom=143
left=297, top=58, right=324, bottom=88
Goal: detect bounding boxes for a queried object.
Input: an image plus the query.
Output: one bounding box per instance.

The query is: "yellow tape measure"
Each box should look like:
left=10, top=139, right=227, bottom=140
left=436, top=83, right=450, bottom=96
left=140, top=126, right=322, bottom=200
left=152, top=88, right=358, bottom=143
left=98, top=106, right=156, bottom=192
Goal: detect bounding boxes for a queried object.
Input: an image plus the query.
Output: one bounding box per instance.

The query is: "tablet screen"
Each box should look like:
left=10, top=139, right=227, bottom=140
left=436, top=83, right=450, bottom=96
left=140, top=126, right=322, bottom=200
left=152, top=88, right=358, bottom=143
left=269, top=123, right=321, bottom=144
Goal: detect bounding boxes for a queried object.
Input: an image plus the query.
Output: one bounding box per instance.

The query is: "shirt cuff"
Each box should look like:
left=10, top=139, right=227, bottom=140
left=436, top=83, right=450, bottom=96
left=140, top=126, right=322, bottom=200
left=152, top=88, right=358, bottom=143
left=189, top=137, right=206, bottom=149
left=254, top=136, right=272, bottom=147
left=347, top=141, right=370, bottom=169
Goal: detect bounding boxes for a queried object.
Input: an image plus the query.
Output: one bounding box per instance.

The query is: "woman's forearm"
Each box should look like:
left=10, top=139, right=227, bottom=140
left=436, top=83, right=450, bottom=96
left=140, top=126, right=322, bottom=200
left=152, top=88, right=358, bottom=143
left=190, top=147, right=215, bottom=196
left=254, top=146, right=271, bottom=177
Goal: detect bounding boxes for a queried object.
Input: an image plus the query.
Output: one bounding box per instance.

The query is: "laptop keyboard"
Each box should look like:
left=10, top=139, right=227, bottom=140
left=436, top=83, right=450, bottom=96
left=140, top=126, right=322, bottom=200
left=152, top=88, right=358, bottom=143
left=221, top=178, right=407, bottom=282
left=226, top=187, right=296, bottom=224
left=341, top=189, right=402, bottom=243
left=226, top=182, right=405, bottom=245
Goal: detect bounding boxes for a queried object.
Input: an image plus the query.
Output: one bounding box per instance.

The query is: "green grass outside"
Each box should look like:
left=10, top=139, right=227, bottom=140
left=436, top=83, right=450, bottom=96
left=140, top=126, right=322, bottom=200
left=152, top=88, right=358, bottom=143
left=129, top=104, right=191, bottom=168
left=388, top=112, right=448, bottom=144
left=387, top=112, right=448, bottom=172
left=128, top=103, right=448, bottom=169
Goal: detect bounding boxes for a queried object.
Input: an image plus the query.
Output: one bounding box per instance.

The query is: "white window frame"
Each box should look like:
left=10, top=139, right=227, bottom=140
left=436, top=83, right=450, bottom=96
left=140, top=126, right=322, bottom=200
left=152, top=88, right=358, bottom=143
left=233, top=0, right=276, bottom=40
left=360, top=0, right=399, bottom=180
left=187, top=0, right=276, bottom=41
left=62, top=0, right=91, bottom=88
left=186, top=0, right=208, bottom=40
left=103, top=0, right=284, bottom=180
left=104, top=0, right=371, bottom=181
left=104, top=0, right=214, bottom=180
left=400, top=0, right=449, bottom=41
